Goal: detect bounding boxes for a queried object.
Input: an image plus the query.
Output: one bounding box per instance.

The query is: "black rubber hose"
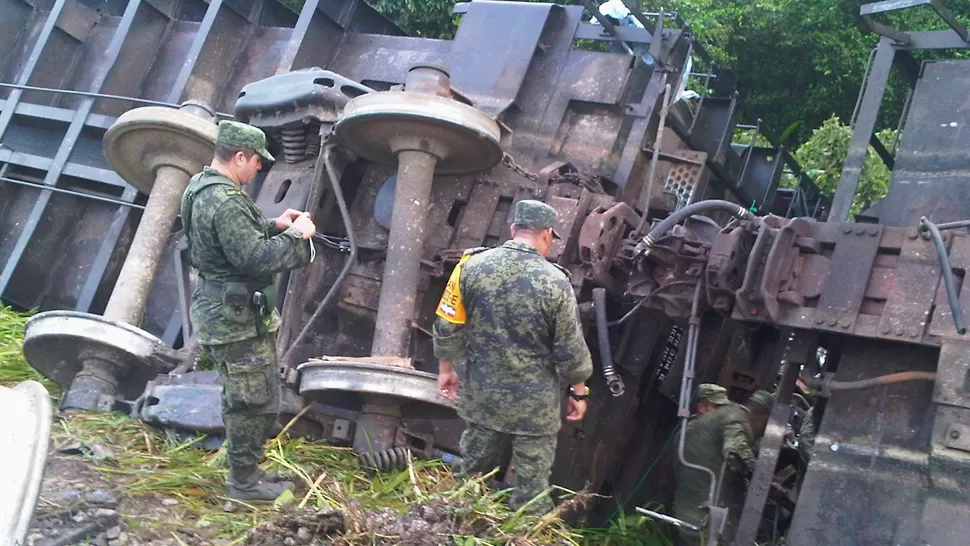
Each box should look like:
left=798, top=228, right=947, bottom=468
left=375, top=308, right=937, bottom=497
left=918, top=216, right=966, bottom=335
left=810, top=371, right=937, bottom=397
left=642, top=200, right=754, bottom=249
left=282, top=145, right=359, bottom=366
left=827, top=371, right=936, bottom=391
left=592, top=287, right=625, bottom=397
left=935, top=219, right=970, bottom=232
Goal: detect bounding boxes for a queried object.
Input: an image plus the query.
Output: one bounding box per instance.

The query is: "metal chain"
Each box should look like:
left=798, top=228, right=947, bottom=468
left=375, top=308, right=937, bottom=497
left=501, top=152, right=539, bottom=181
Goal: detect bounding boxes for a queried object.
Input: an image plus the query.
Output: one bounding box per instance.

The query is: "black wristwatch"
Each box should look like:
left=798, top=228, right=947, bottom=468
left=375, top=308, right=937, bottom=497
left=568, top=385, right=590, bottom=401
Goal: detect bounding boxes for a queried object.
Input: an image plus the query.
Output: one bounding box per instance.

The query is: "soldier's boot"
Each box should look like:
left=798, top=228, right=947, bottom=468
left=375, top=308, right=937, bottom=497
left=227, top=466, right=294, bottom=502
left=253, top=467, right=286, bottom=483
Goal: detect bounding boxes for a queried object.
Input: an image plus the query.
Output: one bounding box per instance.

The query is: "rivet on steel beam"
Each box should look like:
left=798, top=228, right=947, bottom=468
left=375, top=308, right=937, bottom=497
left=855, top=227, right=866, bottom=235
left=815, top=317, right=825, bottom=325
left=867, top=227, right=878, bottom=236
left=894, top=326, right=904, bottom=336
left=842, top=226, right=853, bottom=234
left=828, top=318, right=838, bottom=326
left=908, top=231, right=919, bottom=240
left=910, top=329, right=920, bottom=338
left=881, top=325, right=891, bottom=334
left=839, top=318, right=851, bottom=329
left=951, top=429, right=960, bottom=440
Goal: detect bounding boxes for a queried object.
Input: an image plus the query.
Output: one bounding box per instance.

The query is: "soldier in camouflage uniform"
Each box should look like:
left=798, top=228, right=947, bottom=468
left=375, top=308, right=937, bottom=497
left=180, top=120, right=317, bottom=501
left=694, top=383, right=730, bottom=418
left=797, top=406, right=815, bottom=466
left=432, top=200, right=594, bottom=515
left=673, top=390, right=773, bottom=545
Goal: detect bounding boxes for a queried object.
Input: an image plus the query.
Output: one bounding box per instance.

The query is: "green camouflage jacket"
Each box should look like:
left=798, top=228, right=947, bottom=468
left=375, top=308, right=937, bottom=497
left=673, top=402, right=757, bottom=532
left=432, top=240, right=593, bottom=436
left=180, top=167, right=311, bottom=345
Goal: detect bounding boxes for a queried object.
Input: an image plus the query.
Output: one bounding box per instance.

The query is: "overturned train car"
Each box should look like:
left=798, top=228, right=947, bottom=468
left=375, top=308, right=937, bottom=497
left=6, top=0, right=970, bottom=543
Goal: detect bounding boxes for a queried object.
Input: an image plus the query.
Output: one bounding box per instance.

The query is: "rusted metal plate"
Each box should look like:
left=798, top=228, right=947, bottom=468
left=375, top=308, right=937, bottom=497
left=934, top=341, right=970, bottom=410
left=877, top=231, right=940, bottom=340
left=452, top=180, right=503, bottom=250
left=546, top=194, right=584, bottom=263
left=812, top=223, right=883, bottom=332
left=447, top=0, right=551, bottom=118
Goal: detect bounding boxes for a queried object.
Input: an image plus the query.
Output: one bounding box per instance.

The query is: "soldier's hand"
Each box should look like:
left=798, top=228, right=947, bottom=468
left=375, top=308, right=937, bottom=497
left=438, top=370, right=460, bottom=400
left=275, top=209, right=306, bottom=230
left=292, top=213, right=316, bottom=240
left=566, top=398, right=587, bottom=421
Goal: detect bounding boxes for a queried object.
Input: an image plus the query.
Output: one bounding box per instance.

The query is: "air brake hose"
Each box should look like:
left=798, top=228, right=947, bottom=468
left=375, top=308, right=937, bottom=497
left=639, top=200, right=754, bottom=254
left=592, top=287, right=626, bottom=397
left=918, top=216, right=967, bottom=335
left=809, top=371, right=937, bottom=398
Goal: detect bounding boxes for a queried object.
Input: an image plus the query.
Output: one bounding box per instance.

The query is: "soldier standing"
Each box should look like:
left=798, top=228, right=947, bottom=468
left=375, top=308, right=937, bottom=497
left=673, top=390, right=774, bottom=545
left=180, top=120, right=317, bottom=501
left=432, top=200, right=594, bottom=515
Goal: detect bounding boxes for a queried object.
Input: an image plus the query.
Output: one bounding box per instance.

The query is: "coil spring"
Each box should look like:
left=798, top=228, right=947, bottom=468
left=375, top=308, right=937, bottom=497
left=281, top=126, right=307, bottom=163
left=305, top=123, right=322, bottom=159
left=358, top=447, right=410, bottom=472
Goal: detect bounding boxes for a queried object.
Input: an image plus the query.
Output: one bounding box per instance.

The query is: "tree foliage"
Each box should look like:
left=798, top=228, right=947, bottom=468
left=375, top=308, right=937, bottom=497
left=368, top=0, right=461, bottom=38
left=639, top=0, right=970, bottom=143
left=785, top=115, right=894, bottom=216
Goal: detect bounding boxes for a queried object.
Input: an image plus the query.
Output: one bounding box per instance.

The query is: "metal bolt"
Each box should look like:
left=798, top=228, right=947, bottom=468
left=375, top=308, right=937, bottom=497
left=951, top=430, right=960, bottom=440
left=908, top=231, right=919, bottom=240
left=867, top=227, right=878, bottom=236
left=815, top=317, right=825, bottom=325
left=910, top=329, right=920, bottom=338
left=842, top=226, right=853, bottom=234
left=894, top=325, right=904, bottom=336
left=855, top=227, right=866, bottom=235
left=828, top=318, right=838, bottom=326
left=840, top=318, right=851, bottom=329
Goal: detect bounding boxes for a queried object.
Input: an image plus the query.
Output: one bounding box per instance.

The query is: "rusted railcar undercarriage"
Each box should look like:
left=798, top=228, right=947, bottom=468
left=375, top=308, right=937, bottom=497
left=3, top=0, right=970, bottom=543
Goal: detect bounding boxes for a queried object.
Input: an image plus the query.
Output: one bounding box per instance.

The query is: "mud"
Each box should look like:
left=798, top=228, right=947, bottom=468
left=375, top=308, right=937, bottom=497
left=24, top=454, right=515, bottom=546
left=25, top=457, right=191, bottom=546
left=243, top=500, right=473, bottom=546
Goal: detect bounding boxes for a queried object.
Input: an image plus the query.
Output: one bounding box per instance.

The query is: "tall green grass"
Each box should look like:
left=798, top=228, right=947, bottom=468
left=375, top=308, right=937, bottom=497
left=1, top=305, right=670, bottom=544
left=0, top=306, right=57, bottom=391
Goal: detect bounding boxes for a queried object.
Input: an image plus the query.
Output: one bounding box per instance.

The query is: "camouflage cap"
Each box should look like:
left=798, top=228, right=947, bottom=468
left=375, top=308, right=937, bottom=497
left=216, top=120, right=275, bottom=162
left=746, top=390, right=775, bottom=415
left=696, top=383, right=729, bottom=406
left=513, top=200, right=561, bottom=240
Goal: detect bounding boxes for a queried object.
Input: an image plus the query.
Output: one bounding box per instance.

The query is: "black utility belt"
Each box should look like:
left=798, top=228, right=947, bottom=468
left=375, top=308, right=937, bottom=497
left=200, top=279, right=276, bottom=319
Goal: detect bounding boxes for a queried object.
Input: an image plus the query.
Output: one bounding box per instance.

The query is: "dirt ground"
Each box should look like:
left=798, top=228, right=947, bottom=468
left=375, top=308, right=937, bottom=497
left=24, top=450, right=548, bottom=546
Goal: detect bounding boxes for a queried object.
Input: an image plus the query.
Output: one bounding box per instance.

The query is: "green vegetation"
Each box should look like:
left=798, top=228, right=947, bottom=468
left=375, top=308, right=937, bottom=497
left=787, top=115, right=895, bottom=216
left=51, top=413, right=596, bottom=543
left=0, top=306, right=670, bottom=544
left=0, top=306, right=54, bottom=390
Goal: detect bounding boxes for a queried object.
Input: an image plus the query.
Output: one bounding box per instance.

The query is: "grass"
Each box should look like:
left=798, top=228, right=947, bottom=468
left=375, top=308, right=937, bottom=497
left=0, top=306, right=57, bottom=392
left=0, top=305, right=671, bottom=545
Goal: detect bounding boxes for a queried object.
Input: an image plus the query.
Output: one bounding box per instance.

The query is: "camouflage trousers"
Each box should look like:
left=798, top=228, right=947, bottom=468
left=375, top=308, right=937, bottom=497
left=458, top=423, right=557, bottom=515
left=203, top=334, right=281, bottom=477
